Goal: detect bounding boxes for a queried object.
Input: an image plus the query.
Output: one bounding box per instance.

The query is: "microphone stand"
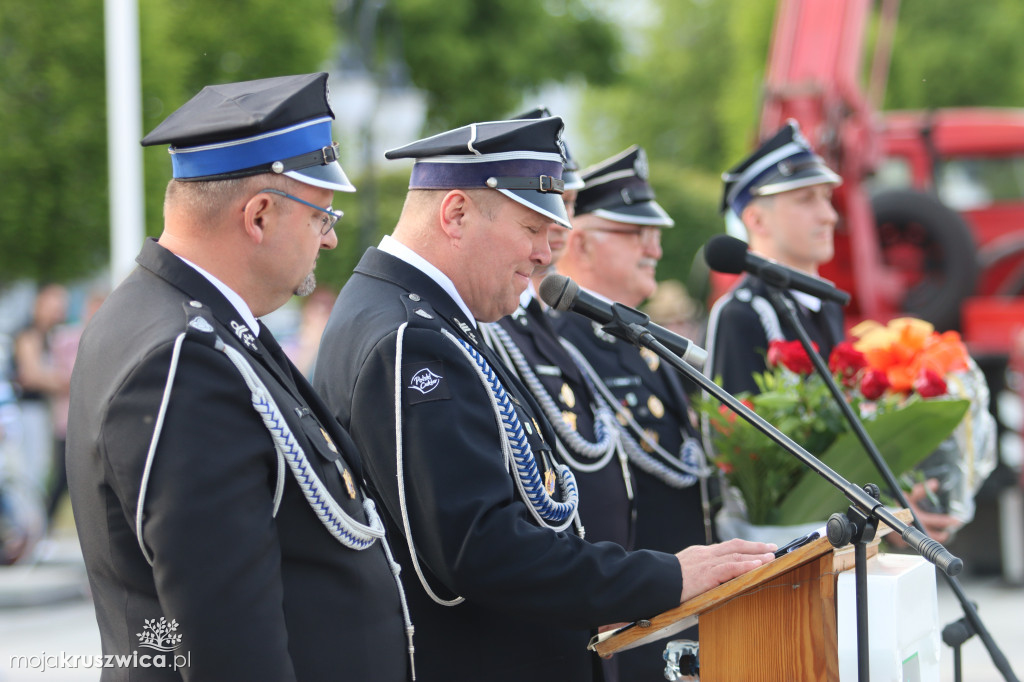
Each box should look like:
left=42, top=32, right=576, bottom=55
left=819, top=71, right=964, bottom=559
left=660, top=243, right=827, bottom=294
left=593, top=301, right=964, bottom=682
left=764, top=287, right=1019, bottom=682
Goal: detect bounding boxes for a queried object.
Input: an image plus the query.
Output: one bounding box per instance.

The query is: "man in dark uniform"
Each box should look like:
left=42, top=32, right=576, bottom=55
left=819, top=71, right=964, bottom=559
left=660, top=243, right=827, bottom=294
left=313, top=118, right=775, bottom=682
left=705, top=120, right=961, bottom=542
left=704, top=120, right=845, bottom=395
left=553, top=146, right=713, bottom=681
left=481, top=108, right=634, bottom=682
left=66, top=73, right=411, bottom=681
left=485, top=107, right=633, bottom=551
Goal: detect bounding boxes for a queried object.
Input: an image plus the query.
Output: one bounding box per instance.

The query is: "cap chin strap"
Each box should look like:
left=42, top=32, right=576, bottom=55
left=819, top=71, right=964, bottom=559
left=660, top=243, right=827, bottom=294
left=485, top=175, right=564, bottom=194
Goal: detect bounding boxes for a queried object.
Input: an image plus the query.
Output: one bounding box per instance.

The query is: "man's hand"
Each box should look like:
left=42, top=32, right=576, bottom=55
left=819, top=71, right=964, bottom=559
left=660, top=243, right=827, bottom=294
left=676, top=539, right=777, bottom=602
left=890, top=479, right=962, bottom=546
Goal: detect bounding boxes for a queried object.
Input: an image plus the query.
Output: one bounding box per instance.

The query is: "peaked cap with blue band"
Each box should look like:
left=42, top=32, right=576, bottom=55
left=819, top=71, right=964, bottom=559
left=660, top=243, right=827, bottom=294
left=511, top=106, right=585, bottom=191
left=384, top=117, right=571, bottom=229
left=141, top=72, right=354, bottom=192
left=574, top=145, right=674, bottom=227
left=720, top=119, right=841, bottom=217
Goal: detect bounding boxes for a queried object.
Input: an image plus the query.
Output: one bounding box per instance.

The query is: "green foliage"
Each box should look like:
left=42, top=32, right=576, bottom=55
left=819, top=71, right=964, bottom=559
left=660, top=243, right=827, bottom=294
left=699, top=360, right=970, bottom=526
left=0, top=0, right=109, bottom=283
left=699, top=365, right=851, bottom=525
left=886, top=0, right=1024, bottom=109
left=774, top=399, right=969, bottom=525
left=386, top=0, right=620, bottom=129
left=0, top=0, right=337, bottom=285
left=580, top=0, right=775, bottom=174
left=314, top=170, right=411, bottom=289
left=646, top=162, right=722, bottom=302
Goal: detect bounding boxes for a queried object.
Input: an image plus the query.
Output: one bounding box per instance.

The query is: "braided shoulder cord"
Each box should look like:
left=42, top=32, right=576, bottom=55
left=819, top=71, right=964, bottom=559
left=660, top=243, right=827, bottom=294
left=559, top=338, right=710, bottom=489
left=442, top=330, right=580, bottom=531
left=136, top=330, right=417, bottom=675
left=218, top=339, right=417, bottom=678
left=479, top=323, right=619, bottom=473
left=218, top=340, right=386, bottom=549
left=394, top=323, right=466, bottom=608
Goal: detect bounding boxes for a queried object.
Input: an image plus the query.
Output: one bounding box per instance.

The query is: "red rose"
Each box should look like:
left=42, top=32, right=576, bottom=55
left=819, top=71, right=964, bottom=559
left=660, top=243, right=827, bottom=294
left=913, top=368, right=948, bottom=397
left=860, top=368, right=891, bottom=400
left=829, top=341, right=867, bottom=387
left=766, top=339, right=817, bottom=375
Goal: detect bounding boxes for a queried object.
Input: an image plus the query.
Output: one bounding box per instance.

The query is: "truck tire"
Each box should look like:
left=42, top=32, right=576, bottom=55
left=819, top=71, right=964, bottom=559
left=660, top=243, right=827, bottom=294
left=871, top=189, right=978, bottom=331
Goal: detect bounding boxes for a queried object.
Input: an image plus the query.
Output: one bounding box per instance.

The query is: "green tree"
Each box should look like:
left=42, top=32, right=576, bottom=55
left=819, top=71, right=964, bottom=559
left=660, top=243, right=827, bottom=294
left=0, top=0, right=109, bottom=283
left=580, top=0, right=774, bottom=174
left=885, top=0, right=1024, bottom=109
left=578, top=0, right=776, bottom=297
left=0, top=0, right=337, bottom=285
left=384, top=0, right=621, bottom=129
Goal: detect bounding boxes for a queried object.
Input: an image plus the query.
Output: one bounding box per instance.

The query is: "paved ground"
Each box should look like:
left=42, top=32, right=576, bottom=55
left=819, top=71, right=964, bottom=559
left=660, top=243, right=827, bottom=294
left=0, top=530, right=1022, bottom=681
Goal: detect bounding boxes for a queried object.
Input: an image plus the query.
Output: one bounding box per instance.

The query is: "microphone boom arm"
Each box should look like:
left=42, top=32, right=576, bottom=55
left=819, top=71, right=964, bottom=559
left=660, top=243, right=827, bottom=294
left=763, top=287, right=1018, bottom=682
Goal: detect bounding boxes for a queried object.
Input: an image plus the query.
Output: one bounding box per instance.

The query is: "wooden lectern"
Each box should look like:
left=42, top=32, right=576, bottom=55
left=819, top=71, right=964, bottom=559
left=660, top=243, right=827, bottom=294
left=589, top=509, right=913, bottom=681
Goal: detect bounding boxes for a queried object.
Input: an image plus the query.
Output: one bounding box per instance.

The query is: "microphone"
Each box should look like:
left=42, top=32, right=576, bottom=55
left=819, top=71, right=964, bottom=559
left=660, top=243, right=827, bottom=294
left=539, top=274, right=707, bottom=369
left=704, top=234, right=851, bottom=305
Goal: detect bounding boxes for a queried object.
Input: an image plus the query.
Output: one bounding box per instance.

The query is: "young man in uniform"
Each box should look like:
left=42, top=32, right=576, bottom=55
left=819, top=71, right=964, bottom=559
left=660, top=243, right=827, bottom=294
left=705, top=119, right=844, bottom=395
left=705, top=120, right=962, bottom=543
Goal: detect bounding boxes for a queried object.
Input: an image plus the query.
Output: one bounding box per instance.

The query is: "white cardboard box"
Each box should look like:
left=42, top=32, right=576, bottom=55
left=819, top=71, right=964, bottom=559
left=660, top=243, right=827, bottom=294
left=838, top=553, right=941, bottom=681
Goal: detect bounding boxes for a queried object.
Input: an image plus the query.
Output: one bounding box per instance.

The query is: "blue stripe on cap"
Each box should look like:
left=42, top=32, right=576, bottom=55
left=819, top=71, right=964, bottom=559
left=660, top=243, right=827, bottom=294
left=169, top=118, right=334, bottom=179
left=409, top=158, right=563, bottom=189
left=726, top=144, right=813, bottom=215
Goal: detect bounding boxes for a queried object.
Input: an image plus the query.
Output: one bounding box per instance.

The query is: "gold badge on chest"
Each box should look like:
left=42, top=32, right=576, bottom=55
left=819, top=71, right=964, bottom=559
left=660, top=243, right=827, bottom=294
left=341, top=468, right=357, bottom=499
left=640, top=428, right=660, bottom=453
left=559, top=382, right=576, bottom=408
left=561, top=410, right=578, bottom=430
left=544, top=469, right=556, bottom=496
left=616, top=406, right=632, bottom=426
left=640, top=347, right=660, bottom=372
left=647, top=394, right=665, bottom=419
left=320, top=427, right=339, bottom=453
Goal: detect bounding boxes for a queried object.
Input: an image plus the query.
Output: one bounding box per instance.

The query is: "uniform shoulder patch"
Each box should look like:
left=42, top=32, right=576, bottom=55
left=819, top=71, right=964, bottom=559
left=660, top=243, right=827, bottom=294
left=401, top=293, right=442, bottom=330
left=403, top=361, right=450, bottom=404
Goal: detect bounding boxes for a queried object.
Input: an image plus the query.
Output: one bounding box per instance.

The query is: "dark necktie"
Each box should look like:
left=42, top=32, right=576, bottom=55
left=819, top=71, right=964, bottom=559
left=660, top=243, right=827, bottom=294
left=258, top=321, right=300, bottom=393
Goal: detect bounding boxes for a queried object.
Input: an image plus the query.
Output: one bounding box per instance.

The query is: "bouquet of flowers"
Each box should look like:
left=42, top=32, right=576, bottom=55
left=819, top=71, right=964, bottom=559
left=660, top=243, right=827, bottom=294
left=699, top=318, right=985, bottom=538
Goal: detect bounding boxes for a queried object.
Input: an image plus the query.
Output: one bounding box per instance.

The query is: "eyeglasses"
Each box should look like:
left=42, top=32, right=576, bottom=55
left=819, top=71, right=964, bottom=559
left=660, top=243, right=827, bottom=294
left=587, top=225, right=661, bottom=246
left=260, top=188, right=343, bottom=235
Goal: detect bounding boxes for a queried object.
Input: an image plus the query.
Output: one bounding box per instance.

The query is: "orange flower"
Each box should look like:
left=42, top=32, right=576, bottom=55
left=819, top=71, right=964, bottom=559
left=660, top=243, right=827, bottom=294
left=850, top=317, right=968, bottom=395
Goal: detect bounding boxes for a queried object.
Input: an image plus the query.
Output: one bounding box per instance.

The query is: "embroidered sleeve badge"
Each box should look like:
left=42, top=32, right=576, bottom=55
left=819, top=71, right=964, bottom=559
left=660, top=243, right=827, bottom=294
left=403, top=361, right=451, bottom=404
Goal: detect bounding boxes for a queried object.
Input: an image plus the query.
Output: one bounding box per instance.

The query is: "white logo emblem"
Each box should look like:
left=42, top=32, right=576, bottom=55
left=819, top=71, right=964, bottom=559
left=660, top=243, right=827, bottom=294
left=557, top=134, right=570, bottom=163
left=230, top=320, right=257, bottom=351
left=137, top=617, right=182, bottom=652
left=409, top=368, right=443, bottom=394
left=633, top=148, right=649, bottom=180
left=188, top=317, right=213, bottom=333
left=790, top=121, right=811, bottom=150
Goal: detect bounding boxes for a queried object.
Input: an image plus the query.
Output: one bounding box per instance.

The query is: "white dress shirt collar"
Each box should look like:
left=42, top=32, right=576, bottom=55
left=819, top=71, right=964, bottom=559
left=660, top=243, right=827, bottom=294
left=378, top=235, right=477, bottom=327
left=176, top=255, right=261, bottom=336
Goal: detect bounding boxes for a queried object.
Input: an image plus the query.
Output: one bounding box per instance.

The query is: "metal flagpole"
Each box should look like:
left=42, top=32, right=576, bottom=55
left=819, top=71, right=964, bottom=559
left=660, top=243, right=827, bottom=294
left=104, top=0, right=145, bottom=288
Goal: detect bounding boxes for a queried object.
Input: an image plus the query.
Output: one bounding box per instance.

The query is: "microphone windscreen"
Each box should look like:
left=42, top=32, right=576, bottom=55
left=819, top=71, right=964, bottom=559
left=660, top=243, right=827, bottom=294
left=704, top=234, right=749, bottom=275
left=538, top=273, right=577, bottom=312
